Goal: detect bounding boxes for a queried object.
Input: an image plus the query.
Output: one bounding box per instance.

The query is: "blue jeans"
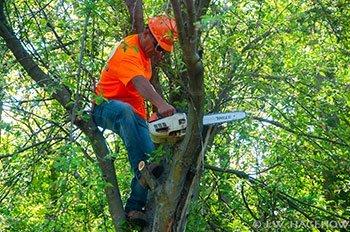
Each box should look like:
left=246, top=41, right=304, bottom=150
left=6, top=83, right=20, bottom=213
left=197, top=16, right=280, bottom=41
left=92, top=100, right=155, bottom=212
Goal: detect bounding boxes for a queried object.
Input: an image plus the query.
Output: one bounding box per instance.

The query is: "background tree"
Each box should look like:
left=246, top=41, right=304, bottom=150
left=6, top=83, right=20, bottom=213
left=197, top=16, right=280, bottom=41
left=1, top=0, right=349, bottom=231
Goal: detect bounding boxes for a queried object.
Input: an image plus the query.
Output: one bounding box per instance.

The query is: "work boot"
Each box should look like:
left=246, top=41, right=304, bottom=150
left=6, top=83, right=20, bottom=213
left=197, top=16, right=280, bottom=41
left=126, top=210, right=148, bottom=227
left=138, top=162, right=164, bottom=188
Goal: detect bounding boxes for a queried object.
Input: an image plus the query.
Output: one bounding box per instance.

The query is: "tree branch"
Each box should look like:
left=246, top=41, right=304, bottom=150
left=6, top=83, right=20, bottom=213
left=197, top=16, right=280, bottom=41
left=206, top=164, right=349, bottom=223
left=195, top=0, right=211, bottom=18
left=0, top=3, right=72, bottom=111
left=0, top=3, right=126, bottom=230
left=252, top=116, right=349, bottom=147
left=124, top=0, right=144, bottom=34
left=0, top=136, right=65, bottom=159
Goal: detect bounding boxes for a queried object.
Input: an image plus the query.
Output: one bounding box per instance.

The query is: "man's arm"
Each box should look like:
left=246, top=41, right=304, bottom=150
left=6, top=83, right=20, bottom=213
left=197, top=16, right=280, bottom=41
left=132, top=76, right=175, bottom=117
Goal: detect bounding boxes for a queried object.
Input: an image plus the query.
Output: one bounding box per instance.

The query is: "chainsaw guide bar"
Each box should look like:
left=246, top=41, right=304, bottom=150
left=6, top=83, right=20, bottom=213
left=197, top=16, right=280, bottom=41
left=148, top=111, right=246, bottom=143
left=203, top=111, right=246, bottom=125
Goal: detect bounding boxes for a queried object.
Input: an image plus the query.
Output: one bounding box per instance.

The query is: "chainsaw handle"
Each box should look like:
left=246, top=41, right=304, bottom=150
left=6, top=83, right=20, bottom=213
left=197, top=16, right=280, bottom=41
left=155, top=112, right=170, bottom=120
left=158, top=107, right=178, bottom=118
left=149, top=112, right=166, bottom=122
left=149, top=109, right=180, bottom=122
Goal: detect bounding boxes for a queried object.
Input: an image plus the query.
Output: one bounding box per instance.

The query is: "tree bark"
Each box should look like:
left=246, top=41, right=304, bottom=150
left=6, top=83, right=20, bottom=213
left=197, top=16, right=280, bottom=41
left=144, top=0, right=207, bottom=231
left=124, top=0, right=144, bottom=34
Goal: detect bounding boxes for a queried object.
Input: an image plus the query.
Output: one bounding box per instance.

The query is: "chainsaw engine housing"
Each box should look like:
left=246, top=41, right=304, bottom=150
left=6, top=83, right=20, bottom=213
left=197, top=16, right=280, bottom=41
left=148, top=113, right=187, bottom=143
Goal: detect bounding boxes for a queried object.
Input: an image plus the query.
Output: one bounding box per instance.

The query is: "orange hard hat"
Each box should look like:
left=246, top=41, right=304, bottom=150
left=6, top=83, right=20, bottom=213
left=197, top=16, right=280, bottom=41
left=148, top=15, right=178, bottom=52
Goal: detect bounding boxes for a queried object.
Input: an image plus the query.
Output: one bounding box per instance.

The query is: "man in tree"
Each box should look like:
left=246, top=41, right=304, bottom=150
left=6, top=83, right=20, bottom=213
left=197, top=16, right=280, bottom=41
left=92, top=15, right=178, bottom=225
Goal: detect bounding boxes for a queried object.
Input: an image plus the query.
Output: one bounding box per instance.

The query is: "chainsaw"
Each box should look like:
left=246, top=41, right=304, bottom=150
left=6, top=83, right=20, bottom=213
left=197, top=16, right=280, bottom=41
left=148, top=111, right=246, bottom=143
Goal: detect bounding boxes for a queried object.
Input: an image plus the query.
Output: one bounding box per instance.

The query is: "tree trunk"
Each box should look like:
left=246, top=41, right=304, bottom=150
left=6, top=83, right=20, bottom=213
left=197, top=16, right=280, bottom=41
left=140, top=0, right=209, bottom=230
left=124, top=0, right=145, bottom=34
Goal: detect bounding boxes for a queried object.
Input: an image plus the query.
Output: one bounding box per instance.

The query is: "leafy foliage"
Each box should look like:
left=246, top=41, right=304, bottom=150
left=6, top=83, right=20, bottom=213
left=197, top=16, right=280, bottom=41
left=1, top=0, right=349, bottom=231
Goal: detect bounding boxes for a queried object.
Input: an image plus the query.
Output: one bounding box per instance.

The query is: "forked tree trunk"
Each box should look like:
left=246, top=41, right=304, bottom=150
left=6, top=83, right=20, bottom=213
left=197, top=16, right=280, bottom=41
left=124, top=1, right=208, bottom=231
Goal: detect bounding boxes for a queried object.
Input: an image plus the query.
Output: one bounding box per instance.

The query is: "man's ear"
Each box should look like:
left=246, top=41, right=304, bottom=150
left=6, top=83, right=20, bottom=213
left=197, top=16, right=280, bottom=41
left=140, top=29, right=148, bottom=43
left=145, top=28, right=152, bottom=38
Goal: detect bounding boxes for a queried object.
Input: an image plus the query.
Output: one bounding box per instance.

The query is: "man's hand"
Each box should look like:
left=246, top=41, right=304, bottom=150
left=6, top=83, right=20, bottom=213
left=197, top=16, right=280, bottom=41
left=132, top=76, right=175, bottom=117
left=157, top=102, right=175, bottom=117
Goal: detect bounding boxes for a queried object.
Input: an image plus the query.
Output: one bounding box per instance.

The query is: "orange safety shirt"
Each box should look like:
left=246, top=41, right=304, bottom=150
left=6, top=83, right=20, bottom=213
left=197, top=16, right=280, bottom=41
left=95, top=34, right=152, bottom=119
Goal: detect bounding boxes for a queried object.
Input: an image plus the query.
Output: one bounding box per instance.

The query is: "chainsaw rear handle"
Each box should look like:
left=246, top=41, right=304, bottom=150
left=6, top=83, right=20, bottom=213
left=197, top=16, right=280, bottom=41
left=149, top=108, right=184, bottom=122
left=157, top=108, right=179, bottom=118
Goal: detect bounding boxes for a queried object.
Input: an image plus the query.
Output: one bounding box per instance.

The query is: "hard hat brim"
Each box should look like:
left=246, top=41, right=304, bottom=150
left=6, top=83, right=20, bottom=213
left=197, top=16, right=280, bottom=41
left=158, top=40, right=173, bottom=52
